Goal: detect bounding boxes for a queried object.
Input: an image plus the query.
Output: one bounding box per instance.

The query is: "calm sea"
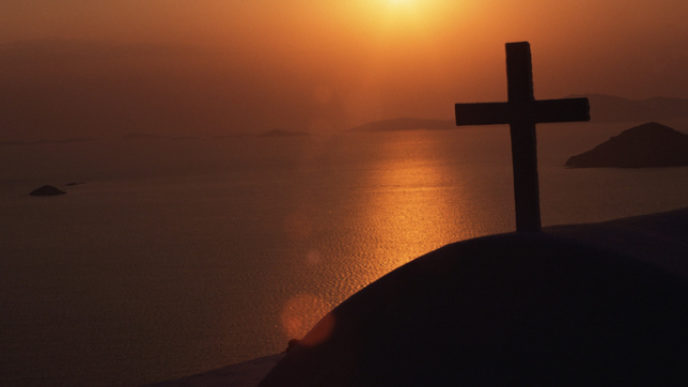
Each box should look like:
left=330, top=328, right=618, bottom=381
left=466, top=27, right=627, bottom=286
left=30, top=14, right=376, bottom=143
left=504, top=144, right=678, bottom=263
left=1, top=121, right=687, bottom=386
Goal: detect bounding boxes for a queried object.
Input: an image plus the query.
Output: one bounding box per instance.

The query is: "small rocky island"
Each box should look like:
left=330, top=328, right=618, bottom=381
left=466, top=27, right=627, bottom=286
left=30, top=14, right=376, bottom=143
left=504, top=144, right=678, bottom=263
left=566, top=122, right=688, bottom=168
left=29, top=185, right=66, bottom=196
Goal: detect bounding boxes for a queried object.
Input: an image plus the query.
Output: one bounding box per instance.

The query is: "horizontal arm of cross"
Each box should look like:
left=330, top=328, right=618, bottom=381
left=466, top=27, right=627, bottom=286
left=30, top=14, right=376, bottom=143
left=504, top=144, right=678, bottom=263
left=455, top=97, right=589, bottom=126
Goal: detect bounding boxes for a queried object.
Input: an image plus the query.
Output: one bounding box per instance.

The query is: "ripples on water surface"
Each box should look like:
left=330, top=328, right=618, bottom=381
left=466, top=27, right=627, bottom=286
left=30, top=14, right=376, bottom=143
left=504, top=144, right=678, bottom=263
left=1, top=122, right=687, bottom=385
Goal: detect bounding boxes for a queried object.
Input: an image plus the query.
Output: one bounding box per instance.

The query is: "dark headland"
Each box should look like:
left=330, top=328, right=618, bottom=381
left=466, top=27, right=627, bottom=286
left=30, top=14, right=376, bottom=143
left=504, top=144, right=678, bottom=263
left=259, top=208, right=688, bottom=386
left=566, top=122, right=688, bottom=168
left=156, top=207, right=688, bottom=386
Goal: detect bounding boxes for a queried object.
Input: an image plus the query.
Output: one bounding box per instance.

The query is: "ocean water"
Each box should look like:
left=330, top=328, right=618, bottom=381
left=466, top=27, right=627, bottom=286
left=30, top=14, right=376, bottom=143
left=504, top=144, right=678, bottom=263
left=1, top=121, right=687, bottom=386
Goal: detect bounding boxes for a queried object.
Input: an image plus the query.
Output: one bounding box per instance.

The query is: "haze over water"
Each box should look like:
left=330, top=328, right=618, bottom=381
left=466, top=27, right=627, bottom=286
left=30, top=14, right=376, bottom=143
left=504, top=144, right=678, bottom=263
left=2, top=0, right=687, bottom=141
left=2, top=121, right=687, bottom=385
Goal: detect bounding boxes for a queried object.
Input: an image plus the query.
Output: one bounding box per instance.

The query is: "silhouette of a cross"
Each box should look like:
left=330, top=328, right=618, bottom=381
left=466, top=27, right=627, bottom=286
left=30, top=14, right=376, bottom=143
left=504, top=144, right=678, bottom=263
left=455, top=42, right=590, bottom=232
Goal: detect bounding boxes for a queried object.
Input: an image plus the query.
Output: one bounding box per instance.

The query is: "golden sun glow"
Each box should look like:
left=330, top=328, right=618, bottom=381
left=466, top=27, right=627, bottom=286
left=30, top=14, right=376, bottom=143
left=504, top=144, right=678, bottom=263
left=385, top=0, right=420, bottom=14
left=374, top=0, right=455, bottom=29
left=388, top=0, right=414, bottom=6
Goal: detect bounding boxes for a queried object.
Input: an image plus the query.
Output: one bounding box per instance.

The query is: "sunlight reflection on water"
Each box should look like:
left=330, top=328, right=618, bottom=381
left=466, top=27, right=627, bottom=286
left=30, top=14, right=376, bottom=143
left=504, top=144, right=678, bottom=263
left=360, top=131, right=463, bottom=273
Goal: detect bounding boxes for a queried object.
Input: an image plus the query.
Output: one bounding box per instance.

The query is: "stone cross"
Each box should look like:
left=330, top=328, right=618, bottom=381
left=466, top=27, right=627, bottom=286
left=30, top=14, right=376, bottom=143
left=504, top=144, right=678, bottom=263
left=455, top=42, right=590, bottom=232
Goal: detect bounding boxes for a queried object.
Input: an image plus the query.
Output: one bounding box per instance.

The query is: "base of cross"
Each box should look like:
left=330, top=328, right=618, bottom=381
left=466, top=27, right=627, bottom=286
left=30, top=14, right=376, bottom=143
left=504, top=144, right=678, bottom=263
left=455, top=42, right=590, bottom=232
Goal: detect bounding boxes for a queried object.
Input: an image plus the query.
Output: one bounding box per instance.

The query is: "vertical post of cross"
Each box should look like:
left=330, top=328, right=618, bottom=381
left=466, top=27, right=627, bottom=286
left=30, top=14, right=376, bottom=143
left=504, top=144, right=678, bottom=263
left=455, top=42, right=590, bottom=233
left=506, top=42, right=541, bottom=232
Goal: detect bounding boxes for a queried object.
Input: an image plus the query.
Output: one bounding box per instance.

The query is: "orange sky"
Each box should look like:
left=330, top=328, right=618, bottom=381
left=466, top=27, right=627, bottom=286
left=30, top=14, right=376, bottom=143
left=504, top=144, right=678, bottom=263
left=1, top=1, right=686, bottom=137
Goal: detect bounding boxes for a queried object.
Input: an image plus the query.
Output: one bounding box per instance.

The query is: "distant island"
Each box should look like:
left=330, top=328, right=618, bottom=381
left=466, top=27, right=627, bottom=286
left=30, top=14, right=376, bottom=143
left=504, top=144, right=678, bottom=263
left=122, top=133, right=207, bottom=141
left=121, top=133, right=168, bottom=140
left=349, top=118, right=456, bottom=132
left=0, top=137, right=94, bottom=146
left=258, top=129, right=310, bottom=137
left=566, top=122, right=688, bottom=168
left=570, top=94, right=688, bottom=122
left=348, top=96, right=688, bottom=133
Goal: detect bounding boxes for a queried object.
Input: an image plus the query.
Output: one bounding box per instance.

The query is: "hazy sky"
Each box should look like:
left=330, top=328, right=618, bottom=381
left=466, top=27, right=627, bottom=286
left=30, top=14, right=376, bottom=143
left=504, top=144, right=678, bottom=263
left=1, top=0, right=686, bottom=137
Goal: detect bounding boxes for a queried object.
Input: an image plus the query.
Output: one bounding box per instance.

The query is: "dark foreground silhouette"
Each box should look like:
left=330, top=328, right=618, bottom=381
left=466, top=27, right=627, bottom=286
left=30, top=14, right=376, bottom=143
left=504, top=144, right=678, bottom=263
left=154, top=208, right=688, bottom=386
left=260, top=209, right=688, bottom=386
left=566, top=122, right=688, bottom=168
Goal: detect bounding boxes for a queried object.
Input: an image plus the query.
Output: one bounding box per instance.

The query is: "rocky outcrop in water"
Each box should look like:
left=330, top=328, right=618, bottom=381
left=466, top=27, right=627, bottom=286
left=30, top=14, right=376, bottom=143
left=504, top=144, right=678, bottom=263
left=29, top=185, right=66, bottom=196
